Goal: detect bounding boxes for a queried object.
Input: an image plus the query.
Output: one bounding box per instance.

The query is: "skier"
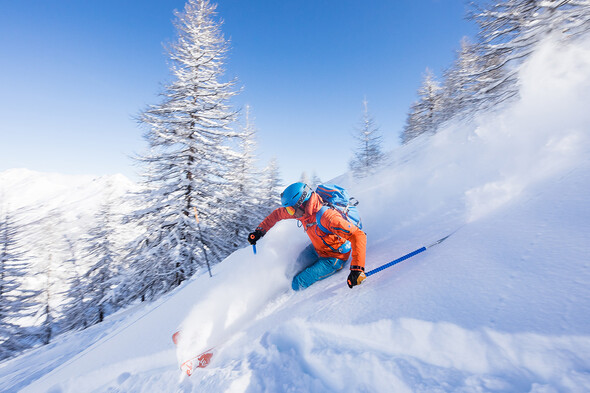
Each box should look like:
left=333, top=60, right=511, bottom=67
left=248, top=182, right=367, bottom=290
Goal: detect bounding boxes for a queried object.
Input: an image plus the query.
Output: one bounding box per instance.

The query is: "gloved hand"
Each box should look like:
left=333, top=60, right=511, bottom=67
left=347, top=266, right=366, bottom=288
left=248, top=229, right=265, bottom=245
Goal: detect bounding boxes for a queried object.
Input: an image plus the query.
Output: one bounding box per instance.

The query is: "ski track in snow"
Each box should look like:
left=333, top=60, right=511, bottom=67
left=2, top=36, right=590, bottom=393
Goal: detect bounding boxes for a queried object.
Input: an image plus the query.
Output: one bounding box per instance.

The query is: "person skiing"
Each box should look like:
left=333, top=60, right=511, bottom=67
left=248, top=182, right=367, bottom=290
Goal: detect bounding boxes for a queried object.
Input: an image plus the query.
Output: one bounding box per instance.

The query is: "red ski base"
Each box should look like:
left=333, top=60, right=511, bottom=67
left=173, top=331, right=214, bottom=376
left=180, top=351, right=214, bottom=376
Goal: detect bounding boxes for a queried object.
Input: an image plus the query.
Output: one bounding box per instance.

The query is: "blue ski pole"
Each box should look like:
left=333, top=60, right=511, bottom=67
left=365, top=233, right=454, bottom=277
left=248, top=233, right=258, bottom=254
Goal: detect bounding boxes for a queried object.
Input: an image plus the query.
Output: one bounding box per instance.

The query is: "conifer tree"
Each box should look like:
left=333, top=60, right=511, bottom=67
left=79, top=201, right=121, bottom=325
left=32, top=211, right=66, bottom=346
left=402, top=68, right=442, bottom=144
left=261, top=158, right=282, bottom=211
left=349, top=98, right=386, bottom=176
left=440, top=37, right=481, bottom=122
left=128, top=0, right=241, bottom=300
left=0, top=210, right=38, bottom=360
left=58, top=236, right=92, bottom=333
left=225, top=105, right=271, bottom=248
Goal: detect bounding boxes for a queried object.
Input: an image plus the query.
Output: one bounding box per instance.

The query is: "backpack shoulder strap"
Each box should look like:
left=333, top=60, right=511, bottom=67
left=315, top=205, right=332, bottom=234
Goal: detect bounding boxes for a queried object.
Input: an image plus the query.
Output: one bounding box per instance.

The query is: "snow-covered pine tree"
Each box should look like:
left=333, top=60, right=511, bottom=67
left=128, top=0, right=241, bottom=300
left=30, top=210, right=67, bottom=346
left=78, top=201, right=122, bottom=326
left=260, top=158, right=282, bottom=211
left=0, top=210, right=39, bottom=360
left=400, top=1, right=590, bottom=146
left=349, top=98, right=386, bottom=176
left=224, top=105, right=271, bottom=248
left=439, top=37, right=482, bottom=122
left=402, top=68, right=442, bottom=144
left=58, top=235, right=92, bottom=333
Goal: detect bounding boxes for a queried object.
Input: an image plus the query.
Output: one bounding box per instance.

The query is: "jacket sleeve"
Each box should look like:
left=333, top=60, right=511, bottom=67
left=322, top=213, right=367, bottom=270
left=257, top=207, right=295, bottom=234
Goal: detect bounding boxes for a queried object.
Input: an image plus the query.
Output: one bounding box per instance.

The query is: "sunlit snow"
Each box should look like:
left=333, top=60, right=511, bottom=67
left=1, top=36, right=590, bottom=393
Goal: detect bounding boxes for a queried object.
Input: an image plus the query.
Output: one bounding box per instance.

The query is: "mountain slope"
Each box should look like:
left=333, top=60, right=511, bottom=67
left=1, top=36, right=590, bottom=393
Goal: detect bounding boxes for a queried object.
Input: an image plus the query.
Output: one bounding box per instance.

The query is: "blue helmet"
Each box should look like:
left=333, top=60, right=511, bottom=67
left=281, top=182, right=311, bottom=211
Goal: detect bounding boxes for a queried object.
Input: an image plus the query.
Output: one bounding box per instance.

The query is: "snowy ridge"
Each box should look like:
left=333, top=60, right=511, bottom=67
left=1, top=36, right=590, bottom=392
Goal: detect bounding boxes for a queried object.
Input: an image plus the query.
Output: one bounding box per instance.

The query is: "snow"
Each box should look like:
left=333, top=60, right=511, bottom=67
left=2, top=36, right=590, bottom=392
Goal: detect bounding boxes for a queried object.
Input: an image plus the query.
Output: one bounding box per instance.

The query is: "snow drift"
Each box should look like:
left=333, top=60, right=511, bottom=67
left=1, top=36, right=590, bottom=393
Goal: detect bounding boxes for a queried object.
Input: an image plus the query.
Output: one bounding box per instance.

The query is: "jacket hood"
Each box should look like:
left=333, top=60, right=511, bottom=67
left=302, top=192, right=323, bottom=218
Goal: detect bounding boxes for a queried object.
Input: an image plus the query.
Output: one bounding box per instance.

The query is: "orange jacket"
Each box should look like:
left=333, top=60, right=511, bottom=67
left=257, top=192, right=367, bottom=269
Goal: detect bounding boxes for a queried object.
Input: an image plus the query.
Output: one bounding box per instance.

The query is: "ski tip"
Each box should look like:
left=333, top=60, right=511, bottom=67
left=172, top=331, right=181, bottom=345
left=181, top=361, right=193, bottom=376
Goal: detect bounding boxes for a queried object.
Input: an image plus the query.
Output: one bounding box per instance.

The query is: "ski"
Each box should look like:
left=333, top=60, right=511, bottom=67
left=172, top=330, right=215, bottom=376
left=180, top=350, right=214, bottom=376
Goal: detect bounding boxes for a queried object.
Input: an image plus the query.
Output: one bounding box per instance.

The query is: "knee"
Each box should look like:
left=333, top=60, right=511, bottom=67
left=291, top=276, right=303, bottom=291
left=333, top=258, right=345, bottom=271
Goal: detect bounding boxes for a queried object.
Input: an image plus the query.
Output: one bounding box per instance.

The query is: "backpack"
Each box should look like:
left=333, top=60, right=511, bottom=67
left=315, top=184, right=363, bottom=237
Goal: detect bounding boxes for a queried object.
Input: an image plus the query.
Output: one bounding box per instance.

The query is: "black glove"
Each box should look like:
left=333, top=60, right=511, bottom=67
left=347, top=266, right=366, bottom=288
left=248, top=229, right=265, bottom=245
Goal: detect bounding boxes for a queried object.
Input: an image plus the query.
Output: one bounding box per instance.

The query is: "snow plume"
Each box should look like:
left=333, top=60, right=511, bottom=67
left=174, top=221, right=309, bottom=365
left=463, top=36, right=590, bottom=223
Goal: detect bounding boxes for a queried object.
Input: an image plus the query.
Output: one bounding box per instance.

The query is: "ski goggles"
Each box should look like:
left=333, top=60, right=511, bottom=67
left=285, top=205, right=300, bottom=215
left=285, top=194, right=308, bottom=215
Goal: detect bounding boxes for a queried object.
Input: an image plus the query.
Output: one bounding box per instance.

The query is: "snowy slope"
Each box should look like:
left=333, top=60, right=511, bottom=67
left=2, top=37, right=590, bottom=393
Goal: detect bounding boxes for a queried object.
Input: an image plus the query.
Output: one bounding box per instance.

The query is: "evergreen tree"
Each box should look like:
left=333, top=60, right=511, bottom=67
left=58, top=235, right=92, bottom=333
left=440, top=37, right=482, bottom=122
left=402, top=68, right=442, bottom=144
left=402, top=1, right=590, bottom=146
left=80, top=201, right=121, bottom=326
left=349, top=98, right=386, bottom=176
left=32, top=211, right=66, bottom=346
left=128, top=0, right=241, bottom=301
left=38, top=256, right=54, bottom=345
left=0, top=210, right=38, bottom=360
left=225, top=105, right=271, bottom=247
left=261, top=158, right=282, bottom=211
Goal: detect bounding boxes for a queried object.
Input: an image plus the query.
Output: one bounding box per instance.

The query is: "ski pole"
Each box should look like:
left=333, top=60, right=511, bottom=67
left=248, top=233, right=257, bottom=254
left=365, top=233, right=454, bottom=277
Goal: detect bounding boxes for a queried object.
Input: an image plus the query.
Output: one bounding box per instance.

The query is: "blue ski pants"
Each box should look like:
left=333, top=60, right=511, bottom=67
left=291, top=244, right=347, bottom=291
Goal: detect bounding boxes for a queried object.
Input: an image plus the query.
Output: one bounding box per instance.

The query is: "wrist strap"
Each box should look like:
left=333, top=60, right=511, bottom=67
left=350, top=265, right=365, bottom=272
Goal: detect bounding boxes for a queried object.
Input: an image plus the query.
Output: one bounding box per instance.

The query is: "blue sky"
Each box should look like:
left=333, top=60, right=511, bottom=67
left=0, top=1, right=477, bottom=184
